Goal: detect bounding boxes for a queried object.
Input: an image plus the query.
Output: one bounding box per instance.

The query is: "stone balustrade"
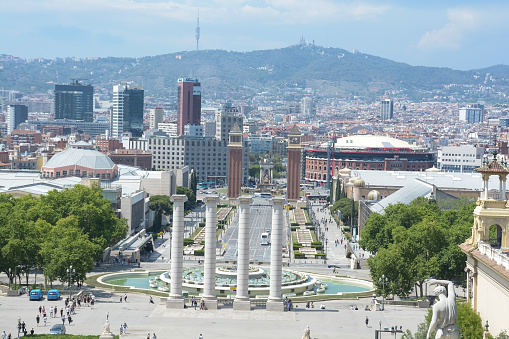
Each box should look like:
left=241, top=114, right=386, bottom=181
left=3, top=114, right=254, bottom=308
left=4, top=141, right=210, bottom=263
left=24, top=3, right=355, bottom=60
left=479, top=241, right=509, bottom=271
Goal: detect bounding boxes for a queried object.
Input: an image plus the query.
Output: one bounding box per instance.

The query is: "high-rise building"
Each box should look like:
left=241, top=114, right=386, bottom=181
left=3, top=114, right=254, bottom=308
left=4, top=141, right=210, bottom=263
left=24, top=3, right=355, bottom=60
left=459, top=107, right=484, bottom=124
left=7, top=104, right=28, bottom=134
left=150, top=108, right=164, bottom=130
left=112, top=85, right=144, bottom=138
left=380, top=99, right=394, bottom=121
left=216, top=102, right=243, bottom=142
left=54, top=81, right=93, bottom=122
left=177, top=78, right=201, bottom=136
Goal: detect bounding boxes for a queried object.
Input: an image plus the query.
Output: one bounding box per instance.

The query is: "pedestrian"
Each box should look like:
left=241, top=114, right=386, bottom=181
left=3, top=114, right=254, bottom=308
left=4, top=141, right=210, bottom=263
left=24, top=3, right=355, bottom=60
left=6, top=334, right=10, bottom=339
left=153, top=333, right=157, bottom=339
left=36, top=314, right=40, bottom=327
left=120, top=325, right=123, bottom=336
left=149, top=296, right=154, bottom=304
left=38, top=306, right=42, bottom=314
left=50, top=308, right=53, bottom=318
left=365, top=316, right=369, bottom=327
left=2, top=330, right=6, bottom=339
left=123, top=322, right=127, bottom=334
left=200, top=299, right=205, bottom=310
left=54, top=306, right=57, bottom=317
left=61, top=316, right=65, bottom=325
left=68, top=315, right=72, bottom=326
left=199, top=334, right=203, bottom=339
left=120, top=296, right=123, bottom=303
left=60, top=309, right=63, bottom=317
left=146, top=333, right=150, bottom=339
left=43, top=316, right=47, bottom=326
left=30, top=329, right=34, bottom=335
left=124, top=294, right=127, bottom=302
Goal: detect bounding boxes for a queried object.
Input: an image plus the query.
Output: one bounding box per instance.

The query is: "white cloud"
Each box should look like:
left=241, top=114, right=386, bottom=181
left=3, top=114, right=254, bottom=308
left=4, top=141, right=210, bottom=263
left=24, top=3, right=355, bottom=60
left=417, top=8, right=480, bottom=51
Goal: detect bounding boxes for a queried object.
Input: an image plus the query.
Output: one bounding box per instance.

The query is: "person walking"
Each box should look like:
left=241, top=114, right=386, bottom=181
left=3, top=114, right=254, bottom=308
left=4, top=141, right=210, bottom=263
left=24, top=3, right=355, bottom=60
left=146, top=333, right=150, bottom=339
left=124, top=294, right=127, bottom=302
left=365, top=316, right=369, bottom=327
left=36, top=314, right=40, bottom=327
left=43, top=316, right=47, bottom=326
left=123, top=322, right=127, bottom=334
left=50, top=307, right=53, bottom=318
left=61, top=316, right=65, bottom=325
left=199, top=334, right=203, bottom=339
left=152, top=333, right=157, bottom=339
left=119, top=324, right=123, bottom=336
left=2, top=330, right=6, bottom=339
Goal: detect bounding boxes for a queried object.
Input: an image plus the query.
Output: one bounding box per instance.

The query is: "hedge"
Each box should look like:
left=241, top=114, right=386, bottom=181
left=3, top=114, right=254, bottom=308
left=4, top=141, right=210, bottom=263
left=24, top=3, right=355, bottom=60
left=305, top=222, right=313, bottom=226
left=306, top=226, right=315, bottom=230
left=199, top=222, right=205, bottom=227
left=184, top=238, right=194, bottom=246
left=194, top=249, right=204, bottom=256
left=291, top=227, right=298, bottom=231
left=315, top=253, right=326, bottom=259
left=291, top=222, right=299, bottom=226
left=294, top=252, right=306, bottom=259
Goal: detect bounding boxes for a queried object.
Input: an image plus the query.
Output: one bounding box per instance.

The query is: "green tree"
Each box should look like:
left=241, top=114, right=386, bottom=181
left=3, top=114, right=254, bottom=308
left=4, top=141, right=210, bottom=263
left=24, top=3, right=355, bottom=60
left=41, top=216, right=99, bottom=286
left=149, top=195, right=173, bottom=233
left=249, top=164, right=260, bottom=179
left=39, top=185, right=127, bottom=257
left=177, top=186, right=197, bottom=211
left=330, top=198, right=358, bottom=226
left=190, top=170, right=197, bottom=195
left=335, top=178, right=341, bottom=202
left=362, top=198, right=475, bottom=297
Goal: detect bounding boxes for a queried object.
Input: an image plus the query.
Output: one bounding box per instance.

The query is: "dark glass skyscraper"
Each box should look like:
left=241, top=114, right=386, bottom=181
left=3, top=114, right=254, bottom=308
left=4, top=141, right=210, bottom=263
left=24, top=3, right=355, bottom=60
left=112, top=85, right=144, bottom=138
left=54, top=81, right=93, bottom=122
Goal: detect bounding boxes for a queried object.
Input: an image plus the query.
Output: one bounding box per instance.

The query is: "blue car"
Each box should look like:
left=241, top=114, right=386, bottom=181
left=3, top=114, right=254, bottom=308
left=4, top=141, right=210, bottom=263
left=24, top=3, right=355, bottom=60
left=47, top=289, right=60, bottom=300
left=29, top=289, right=43, bottom=301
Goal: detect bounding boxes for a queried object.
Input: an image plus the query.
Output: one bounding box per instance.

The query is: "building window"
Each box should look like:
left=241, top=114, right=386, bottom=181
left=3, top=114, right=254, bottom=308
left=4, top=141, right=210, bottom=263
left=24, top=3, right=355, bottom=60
left=56, top=172, right=61, bottom=178
left=63, top=171, right=67, bottom=176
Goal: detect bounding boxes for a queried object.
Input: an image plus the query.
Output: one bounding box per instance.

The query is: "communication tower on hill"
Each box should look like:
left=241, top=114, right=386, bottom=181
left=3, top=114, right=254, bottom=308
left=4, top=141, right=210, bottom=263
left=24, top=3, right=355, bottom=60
left=195, top=10, right=200, bottom=51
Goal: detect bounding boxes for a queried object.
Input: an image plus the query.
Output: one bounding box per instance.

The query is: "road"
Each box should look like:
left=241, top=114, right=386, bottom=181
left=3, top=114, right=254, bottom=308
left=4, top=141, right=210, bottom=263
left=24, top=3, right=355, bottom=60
left=222, top=197, right=276, bottom=262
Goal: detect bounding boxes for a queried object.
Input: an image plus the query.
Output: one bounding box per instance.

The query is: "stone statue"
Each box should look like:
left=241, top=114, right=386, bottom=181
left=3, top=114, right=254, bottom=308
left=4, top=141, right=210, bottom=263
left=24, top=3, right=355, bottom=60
left=302, top=325, right=311, bottom=339
left=103, top=320, right=111, bottom=334
left=426, top=279, right=459, bottom=339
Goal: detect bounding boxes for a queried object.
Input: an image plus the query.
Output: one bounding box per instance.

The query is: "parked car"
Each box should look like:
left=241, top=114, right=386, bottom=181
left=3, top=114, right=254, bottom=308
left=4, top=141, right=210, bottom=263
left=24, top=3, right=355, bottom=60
left=49, top=324, right=66, bottom=335
left=47, top=289, right=60, bottom=300
left=29, top=289, right=43, bottom=301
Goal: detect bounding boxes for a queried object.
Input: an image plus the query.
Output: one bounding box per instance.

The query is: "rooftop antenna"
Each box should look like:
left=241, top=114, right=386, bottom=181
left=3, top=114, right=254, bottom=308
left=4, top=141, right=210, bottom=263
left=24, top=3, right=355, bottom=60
left=195, top=9, right=200, bottom=51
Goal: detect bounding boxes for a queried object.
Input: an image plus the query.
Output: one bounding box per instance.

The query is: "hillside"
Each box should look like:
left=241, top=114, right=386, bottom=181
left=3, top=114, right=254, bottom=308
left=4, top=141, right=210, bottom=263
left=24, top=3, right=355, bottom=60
left=1, top=45, right=508, bottom=100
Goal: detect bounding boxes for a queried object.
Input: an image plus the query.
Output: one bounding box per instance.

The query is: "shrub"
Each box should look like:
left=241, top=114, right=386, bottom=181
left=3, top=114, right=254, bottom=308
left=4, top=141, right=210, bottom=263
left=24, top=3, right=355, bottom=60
left=315, top=253, right=326, bottom=259
left=293, top=242, right=302, bottom=250
left=300, top=207, right=307, bottom=210
left=294, top=252, right=306, bottom=259
left=343, top=227, right=350, bottom=233
left=306, top=226, right=315, bottom=230
left=194, top=249, right=204, bottom=256
left=291, top=227, right=298, bottom=231
left=183, top=238, right=194, bottom=246
left=199, top=222, right=205, bottom=227
left=305, top=222, right=313, bottom=226
left=291, top=222, right=300, bottom=226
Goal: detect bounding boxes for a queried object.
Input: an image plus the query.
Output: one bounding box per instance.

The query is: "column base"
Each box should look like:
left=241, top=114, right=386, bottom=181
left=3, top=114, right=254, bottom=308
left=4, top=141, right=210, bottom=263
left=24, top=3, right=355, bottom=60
left=166, top=298, right=185, bottom=309
left=99, top=333, right=115, bottom=339
left=233, top=299, right=251, bottom=311
left=266, top=300, right=284, bottom=312
left=202, top=298, right=218, bottom=310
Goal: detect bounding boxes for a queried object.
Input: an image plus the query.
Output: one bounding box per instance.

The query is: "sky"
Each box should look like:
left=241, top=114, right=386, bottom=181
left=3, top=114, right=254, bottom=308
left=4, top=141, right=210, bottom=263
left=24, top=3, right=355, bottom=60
left=1, top=0, right=508, bottom=70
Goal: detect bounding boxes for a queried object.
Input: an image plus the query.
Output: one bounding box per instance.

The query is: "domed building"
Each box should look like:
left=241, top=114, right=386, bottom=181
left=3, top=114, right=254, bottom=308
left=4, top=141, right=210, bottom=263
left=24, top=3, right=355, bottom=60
left=304, top=135, right=434, bottom=183
left=41, top=148, right=118, bottom=180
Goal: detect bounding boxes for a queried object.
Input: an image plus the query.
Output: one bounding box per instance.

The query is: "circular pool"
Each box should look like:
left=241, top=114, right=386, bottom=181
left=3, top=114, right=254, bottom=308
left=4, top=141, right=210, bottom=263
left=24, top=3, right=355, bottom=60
left=100, top=266, right=373, bottom=297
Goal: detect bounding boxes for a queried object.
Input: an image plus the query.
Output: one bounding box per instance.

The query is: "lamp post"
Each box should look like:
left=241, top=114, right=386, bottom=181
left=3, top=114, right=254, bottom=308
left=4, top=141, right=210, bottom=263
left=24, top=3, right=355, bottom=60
left=8, top=268, right=11, bottom=290
left=67, top=265, right=75, bottom=300
left=379, top=274, right=388, bottom=311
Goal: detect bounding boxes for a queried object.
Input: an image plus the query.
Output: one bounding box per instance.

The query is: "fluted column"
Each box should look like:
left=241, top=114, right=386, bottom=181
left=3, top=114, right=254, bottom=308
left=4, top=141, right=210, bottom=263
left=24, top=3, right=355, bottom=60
left=166, top=194, right=187, bottom=309
left=234, top=196, right=252, bottom=310
left=203, top=195, right=219, bottom=309
left=267, top=197, right=285, bottom=312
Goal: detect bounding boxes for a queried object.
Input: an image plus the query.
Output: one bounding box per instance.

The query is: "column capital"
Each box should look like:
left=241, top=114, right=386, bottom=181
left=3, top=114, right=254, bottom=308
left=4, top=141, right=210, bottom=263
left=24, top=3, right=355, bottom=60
left=237, top=196, right=252, bottom=205
left=270, top=197, right=286, bottom=206
left=203, top=196, right=220, bottom=205
left=170, top=194, right=188, bottom=203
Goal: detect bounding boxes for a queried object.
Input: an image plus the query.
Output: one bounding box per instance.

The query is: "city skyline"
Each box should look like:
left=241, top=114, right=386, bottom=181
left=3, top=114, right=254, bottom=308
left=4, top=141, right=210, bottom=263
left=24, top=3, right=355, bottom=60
left=1, top=0, right=508, bottom=70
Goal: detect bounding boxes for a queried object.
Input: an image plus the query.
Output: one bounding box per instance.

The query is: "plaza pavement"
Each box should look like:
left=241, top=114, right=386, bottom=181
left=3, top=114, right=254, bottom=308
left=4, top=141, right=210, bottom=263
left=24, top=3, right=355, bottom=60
left=0, top=200, right=428, bottom=338
left=0, top=282, right=427, bottom=339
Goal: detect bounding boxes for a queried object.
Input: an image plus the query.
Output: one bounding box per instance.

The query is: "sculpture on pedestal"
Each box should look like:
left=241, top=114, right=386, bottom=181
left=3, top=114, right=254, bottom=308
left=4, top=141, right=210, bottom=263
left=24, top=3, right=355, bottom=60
left=426, top=279, right=459, bottom=339
left=302, top=325, right=311, bottom=339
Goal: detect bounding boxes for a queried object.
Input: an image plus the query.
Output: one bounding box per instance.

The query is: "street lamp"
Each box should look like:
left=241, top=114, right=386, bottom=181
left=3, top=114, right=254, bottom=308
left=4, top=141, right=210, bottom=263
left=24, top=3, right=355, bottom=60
left=379, top=274, right=388, bottom=311
left=67, top=265, right=75, bottom=299
left=8, top=268, right=11, bottom=290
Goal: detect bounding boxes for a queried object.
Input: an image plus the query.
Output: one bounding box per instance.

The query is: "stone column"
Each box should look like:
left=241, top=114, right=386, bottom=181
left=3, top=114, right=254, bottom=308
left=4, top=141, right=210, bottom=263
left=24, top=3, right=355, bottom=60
left=203, top=195, right=220, bottom=309
left=234, top=196, right=252, bottom=310
left=267, top=197, right=285, bottom=312
left=166, top=194, right=187, bottom=309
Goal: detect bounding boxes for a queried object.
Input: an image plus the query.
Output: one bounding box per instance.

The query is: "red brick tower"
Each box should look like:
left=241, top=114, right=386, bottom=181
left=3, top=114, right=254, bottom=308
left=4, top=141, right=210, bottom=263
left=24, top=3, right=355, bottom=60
left=287, top=125, right=302, bottom=201
left=227, top=123, right=243, bottom=199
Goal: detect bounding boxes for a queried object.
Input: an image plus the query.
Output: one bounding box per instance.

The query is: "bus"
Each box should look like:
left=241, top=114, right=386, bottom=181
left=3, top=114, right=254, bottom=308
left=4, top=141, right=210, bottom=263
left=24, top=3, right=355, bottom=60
left=198, top=182, right=215, bottom=189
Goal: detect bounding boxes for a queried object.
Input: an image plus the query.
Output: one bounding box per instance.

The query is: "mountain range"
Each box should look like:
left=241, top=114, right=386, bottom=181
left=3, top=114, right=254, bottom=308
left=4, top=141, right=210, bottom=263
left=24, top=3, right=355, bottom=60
left=2, top=44, right=509, bottom=101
